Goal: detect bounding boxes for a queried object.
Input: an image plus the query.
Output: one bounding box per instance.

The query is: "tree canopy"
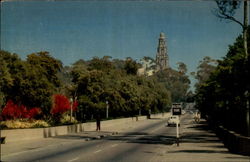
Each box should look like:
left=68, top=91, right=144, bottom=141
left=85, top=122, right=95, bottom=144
left=195, top=27, right=250, bottom=136
left=0, top=51, right=62, bottom=117
left=1, top=50, right=191, bottom=124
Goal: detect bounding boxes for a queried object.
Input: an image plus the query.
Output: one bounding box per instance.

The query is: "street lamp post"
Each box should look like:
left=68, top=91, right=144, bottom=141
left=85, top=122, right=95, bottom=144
left=106, top=101, right=109, bottom=119
left=70, top=98, right=73, bottom=123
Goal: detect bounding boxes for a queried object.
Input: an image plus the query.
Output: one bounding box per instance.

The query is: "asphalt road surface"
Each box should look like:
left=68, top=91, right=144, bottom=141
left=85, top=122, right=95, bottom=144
left=2, top=114, right=192, bottom=162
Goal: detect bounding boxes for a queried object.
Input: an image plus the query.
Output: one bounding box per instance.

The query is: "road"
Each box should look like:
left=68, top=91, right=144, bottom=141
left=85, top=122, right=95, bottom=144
left=3, top=114, right=249, bottom=162
left=2, top=114, right=190, bottom=162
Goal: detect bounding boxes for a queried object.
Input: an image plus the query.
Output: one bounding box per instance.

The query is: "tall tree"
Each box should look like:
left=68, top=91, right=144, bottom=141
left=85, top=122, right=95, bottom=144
left=0, top=51, right=62, bottom=117
left=154, top=65, right=190, bottom=103
left=214, top=0, right=250, bottom=136
left=214, top=0, right=249, bottom=58
left=195, top=31, right=250, bottom=136
left=27, top=51, right=62, bottom=88
left=124, top=58, right=140, bottom=75
left=192, top=56, right=217, bottom=91
left=71, top=57, right=172, bottom=120
left=177, top=62, right=188, bottom=74
left=0, top=51, right=15, bottom=108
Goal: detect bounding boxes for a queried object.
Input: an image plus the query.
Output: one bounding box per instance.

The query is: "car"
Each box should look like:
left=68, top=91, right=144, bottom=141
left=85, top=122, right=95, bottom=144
left=166, top=116, right=180, bottom=127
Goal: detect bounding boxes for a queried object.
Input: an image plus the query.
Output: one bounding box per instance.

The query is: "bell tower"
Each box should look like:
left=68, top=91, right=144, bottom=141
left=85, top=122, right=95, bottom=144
left=156, top=32, right=169, bottom=70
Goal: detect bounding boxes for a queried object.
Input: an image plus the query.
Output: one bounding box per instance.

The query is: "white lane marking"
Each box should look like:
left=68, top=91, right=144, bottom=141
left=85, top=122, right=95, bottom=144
left=94, top=149, right=102, bottom=154
left=68, top=157, right=79, bottom=162
left=111, top=144, right=118, bottom=148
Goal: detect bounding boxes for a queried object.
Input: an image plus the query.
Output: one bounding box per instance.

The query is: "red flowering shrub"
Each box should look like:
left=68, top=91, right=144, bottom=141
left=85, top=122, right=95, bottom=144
left=28, top=108, right=41, bottom=119
left=72, top=101, right=78, bottom=111
left=51, top=94, right=71, bottom=115
left=1, top=100, right=41, bottom=120
left=1, top=100, right=20, bottom=119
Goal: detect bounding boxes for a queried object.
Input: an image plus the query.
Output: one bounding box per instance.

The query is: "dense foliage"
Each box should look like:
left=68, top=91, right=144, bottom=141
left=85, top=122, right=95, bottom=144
left=153, top=63, right=191, bottom=103
left=70, top=57, right=173, bottom=121
left=195, top=27, right=250, bottom=136
left=0, top=51, right=62, bottom=117
left=0, top=50, right=191, bottom=125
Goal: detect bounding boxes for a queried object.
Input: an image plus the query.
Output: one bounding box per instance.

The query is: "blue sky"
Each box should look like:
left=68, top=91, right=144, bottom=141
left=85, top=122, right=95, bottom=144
left=1, top=1, right=245, bottom=87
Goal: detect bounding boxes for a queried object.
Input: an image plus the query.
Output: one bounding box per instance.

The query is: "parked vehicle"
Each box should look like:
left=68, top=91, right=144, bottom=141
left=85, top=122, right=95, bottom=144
left=166, top=116, right=180, bottom=127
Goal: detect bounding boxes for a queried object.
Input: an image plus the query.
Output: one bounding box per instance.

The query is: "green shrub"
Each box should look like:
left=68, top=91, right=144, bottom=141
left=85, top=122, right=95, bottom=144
left=0, top=119, right=50, bottom=129
left=31, top=120, right=50, bottom=128
left=60, top=113, right=78, bottom=125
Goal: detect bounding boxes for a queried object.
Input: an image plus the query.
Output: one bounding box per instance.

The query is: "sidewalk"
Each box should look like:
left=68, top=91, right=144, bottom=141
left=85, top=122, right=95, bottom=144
left=152, top=119, right=250, bottom=162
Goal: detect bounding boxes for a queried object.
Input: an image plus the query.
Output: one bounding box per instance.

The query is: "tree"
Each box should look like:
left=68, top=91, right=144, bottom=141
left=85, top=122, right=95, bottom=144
left=192, top=56, right=217, bottom=91
left=214, top=0, right=249, bottom=58
left=71, top=57, right=172, bottom=121
left=87, top=56, right=114, bottom=72
left=195, top=31, right=250, bottom=136
left=0, top=51, right=30, bottom=106
left=124, top=58, right=139, bottom=75
left=153, top=65, right=191, bottom=103
left=177, top=62, right=187, bottom=74
left=0, top=52, right=14, bottom=108
left=27, top=51, right=62, bottom=88
left=0, top=51, right=62, bottom=118
left=214, top=0, right=250, bottom=136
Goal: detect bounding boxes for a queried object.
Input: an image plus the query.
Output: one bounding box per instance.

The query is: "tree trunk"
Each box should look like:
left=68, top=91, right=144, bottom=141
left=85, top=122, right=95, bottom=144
left=243, top=0, right=250, bottom=137
left=243, top=0, right=249, bottom=60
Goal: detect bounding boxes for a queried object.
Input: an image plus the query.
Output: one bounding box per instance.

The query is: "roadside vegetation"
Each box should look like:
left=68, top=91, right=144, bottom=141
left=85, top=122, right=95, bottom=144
left=0, top=50, right=191, bottom=129
left=194, top=26, right=250, bottom=136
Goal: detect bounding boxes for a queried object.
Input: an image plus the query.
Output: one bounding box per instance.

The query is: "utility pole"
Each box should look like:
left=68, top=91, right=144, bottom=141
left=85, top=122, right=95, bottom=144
left=106, top=101, right=109, bottom=119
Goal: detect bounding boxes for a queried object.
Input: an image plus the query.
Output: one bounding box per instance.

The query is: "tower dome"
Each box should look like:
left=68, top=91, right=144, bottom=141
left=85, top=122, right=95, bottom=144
left=160, top=32, right=165, bottom=39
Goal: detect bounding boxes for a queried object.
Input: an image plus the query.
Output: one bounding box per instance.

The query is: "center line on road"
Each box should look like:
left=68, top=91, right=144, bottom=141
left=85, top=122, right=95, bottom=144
left=111, top=144, right=118, bottom=147
left=68, top=157, right=79, bottom=162
left=94, top=149, right=102, bottom=154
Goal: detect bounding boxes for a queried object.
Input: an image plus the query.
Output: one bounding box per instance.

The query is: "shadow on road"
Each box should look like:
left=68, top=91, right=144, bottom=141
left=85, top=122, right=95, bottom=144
left=180, top=133, right=221, bottom=143
left=167, top=149, right=229, bottom=154
left=106, top=132, right=175, bottom=145
left=167, top=119, right=250, bottom=158
left=148, top=118, right=163, bottom=120
left=52, top=131, right=114, bottom=140
left=180, top=121, right=221, bottom=144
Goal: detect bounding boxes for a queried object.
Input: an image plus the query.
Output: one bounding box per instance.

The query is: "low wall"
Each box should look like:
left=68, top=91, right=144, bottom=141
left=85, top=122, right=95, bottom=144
left=216, top=126, right=250, bottom=156
left=1, top=114, right=167, bottom=144
left=1, top=123, right=86, bottom=143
